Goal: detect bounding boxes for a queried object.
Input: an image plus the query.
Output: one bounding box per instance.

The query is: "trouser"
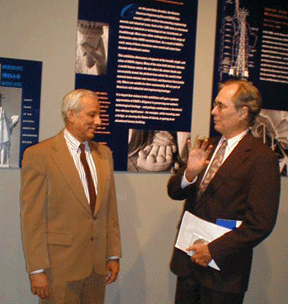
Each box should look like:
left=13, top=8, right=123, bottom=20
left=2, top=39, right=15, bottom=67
left=40, top=271, right=106, bottom=304
left=175, top=275, right=245, bottom=304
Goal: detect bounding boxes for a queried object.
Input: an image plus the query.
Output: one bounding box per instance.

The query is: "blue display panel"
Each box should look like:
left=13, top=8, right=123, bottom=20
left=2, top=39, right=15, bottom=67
left=212, top=0, right=288, bottom=175
left=0, top=57, right=42, bottom=168
left=76, top=0, right=198, bottom=172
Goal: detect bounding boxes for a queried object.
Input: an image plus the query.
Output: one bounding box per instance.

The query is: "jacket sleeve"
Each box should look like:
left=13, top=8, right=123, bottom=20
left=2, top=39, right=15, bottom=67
left=105, top=147, right=122, bottom=259
left=167, top=167, right=197, bottom=201
left=20, top=146, right=50, bottom=273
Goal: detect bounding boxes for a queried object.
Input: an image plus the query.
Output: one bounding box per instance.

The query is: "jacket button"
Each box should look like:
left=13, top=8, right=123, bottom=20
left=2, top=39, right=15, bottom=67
left=91, top=237, right=94, bottom=241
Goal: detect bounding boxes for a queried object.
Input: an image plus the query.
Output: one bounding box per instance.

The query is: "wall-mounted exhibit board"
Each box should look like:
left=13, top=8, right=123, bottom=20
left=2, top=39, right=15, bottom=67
left=75, top=0, right=198, bottom=173
left=212, top=0, right=288, bottom=176
left=0, top=57, right=42, bottom=168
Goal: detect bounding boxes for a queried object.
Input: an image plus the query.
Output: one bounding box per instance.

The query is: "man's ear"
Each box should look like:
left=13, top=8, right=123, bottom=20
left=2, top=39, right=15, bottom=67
left=66, top=109, right=76, bottom=123
left=240, top=106, right=249, bottom=120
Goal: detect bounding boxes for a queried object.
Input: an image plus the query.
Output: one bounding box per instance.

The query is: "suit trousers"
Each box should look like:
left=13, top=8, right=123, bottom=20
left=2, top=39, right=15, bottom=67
left=40, top=271, right=106, bottom=304
left=175, top=275, right=245, bottom=304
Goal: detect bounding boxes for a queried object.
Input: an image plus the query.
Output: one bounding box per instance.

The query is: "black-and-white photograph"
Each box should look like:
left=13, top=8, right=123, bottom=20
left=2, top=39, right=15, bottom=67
left=127, top=129, right=190, bottom=172
left=0, top=86, right=21, bottom=168
left=75, top=20, right=109, bottom=76
left=251, top=109, right=288, bottom=176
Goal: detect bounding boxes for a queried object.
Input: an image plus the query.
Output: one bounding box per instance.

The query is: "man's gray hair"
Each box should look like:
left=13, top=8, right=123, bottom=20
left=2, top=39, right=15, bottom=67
left=61, top=89, right=99, bottom=122
left=219, top=79, right=262, bottom=126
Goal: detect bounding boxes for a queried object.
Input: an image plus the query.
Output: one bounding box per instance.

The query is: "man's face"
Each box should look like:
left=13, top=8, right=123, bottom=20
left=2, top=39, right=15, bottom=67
left=67, top=95, right=101, bottom=142
left=211, top=84, right=247, bottom=139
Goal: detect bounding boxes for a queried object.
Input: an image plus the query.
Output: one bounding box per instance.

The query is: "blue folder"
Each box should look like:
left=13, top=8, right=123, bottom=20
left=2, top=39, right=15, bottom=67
left=216, top=219, right=239, bottom=230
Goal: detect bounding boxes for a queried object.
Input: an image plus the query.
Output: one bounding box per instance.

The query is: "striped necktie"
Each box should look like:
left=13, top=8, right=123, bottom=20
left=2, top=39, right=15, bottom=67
left=198, top=140, right=227, bottom=197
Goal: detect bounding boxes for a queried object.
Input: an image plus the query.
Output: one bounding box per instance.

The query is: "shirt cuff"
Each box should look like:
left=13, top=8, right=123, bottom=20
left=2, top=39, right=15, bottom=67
left=30, top=269, right=44, bottom=275
left=181, top=169, right=198, bottom=188
left=108, top=256, right=120, bottom=260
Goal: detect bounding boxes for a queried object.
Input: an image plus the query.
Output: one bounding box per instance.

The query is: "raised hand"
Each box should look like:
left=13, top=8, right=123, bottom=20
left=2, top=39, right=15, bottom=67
left=185, top=137, right=213, bottom=182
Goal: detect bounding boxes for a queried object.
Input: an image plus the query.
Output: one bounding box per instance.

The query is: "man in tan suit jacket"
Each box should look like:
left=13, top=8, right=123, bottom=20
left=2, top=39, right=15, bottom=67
left=20, top=89, right=121, bottom=303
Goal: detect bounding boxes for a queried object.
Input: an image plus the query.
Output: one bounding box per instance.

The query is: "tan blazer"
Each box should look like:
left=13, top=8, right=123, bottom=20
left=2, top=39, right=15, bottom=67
left=20, top=130, right=121, bottom=281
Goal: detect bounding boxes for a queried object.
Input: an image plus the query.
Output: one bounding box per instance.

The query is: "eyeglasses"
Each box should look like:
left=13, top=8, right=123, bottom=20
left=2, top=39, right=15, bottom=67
left=212, top=101, right=235, bottom=111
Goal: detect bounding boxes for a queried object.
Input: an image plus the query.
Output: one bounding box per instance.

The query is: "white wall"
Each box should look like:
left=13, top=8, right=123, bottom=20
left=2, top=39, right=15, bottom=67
left=0, top=1, right=287, bottom=303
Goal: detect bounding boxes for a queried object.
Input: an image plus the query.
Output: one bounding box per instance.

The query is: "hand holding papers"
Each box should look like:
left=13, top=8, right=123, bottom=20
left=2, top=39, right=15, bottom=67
left=175, top=211, right=234, bottom=271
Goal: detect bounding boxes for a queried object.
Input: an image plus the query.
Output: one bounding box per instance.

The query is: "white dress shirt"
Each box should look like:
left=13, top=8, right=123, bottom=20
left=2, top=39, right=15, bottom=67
left=64, top=129, right=98, bottom=201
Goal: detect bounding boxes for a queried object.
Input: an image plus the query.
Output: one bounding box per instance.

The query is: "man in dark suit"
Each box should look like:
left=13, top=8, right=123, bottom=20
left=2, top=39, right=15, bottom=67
left=20, top=89, right=121, bottom=303
left=167, top=80, right=280, bottom=303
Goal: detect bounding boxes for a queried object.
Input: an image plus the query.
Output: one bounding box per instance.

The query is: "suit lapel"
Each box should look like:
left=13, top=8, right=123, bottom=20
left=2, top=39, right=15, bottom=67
left=50, top=131, right=91, bottom=213
left=90, top=142, right=107, bottom=215
left=200, top=133, right=252, bottom=198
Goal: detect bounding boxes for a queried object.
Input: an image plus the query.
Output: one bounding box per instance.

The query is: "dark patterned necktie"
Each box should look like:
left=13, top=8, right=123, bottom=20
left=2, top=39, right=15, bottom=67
left=79, top=143, right=96, bottom=214
left=198, top=140, right=227, bottom=197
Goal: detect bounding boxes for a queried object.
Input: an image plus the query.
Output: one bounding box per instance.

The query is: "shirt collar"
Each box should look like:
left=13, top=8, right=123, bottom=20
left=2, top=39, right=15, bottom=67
left=220, top=129, right=249, bottom=151
left=64, top=129, right=90, bottom=152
